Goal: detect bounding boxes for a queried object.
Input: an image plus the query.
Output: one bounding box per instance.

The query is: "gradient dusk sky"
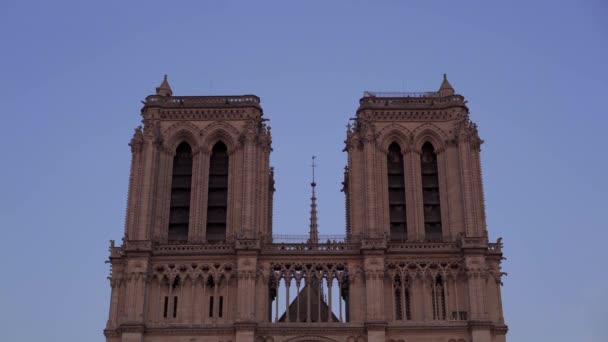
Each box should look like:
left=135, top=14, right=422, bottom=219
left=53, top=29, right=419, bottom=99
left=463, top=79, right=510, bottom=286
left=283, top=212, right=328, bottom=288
left=0, top=1, right=606, bottom=341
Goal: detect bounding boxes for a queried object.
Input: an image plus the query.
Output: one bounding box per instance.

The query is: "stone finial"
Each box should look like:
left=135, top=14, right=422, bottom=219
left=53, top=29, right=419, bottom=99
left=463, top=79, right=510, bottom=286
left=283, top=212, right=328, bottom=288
left=438, top=73, right=455, bottom=97
left=155, top=74, right=173, bottom=96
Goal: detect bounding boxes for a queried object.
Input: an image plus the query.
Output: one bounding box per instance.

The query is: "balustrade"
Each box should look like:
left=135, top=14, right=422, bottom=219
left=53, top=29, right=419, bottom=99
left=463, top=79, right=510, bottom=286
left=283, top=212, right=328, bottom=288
left=145, top=95, right=261, bottom=107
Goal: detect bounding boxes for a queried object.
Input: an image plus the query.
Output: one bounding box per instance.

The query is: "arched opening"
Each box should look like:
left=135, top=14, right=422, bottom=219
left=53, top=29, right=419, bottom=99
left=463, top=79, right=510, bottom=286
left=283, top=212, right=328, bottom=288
left=393, top=274, right=411, bottom=321
left=268, top=265, right=349, bottom=323
left=432, top=275, right=447, bottom=320
left=421, top=142, right=442, bottom=241
left=387, top=142, right=407, bottom=241
left=168, top=142, right=193, bottom=242
left=206, top=142, right=228, bottom=242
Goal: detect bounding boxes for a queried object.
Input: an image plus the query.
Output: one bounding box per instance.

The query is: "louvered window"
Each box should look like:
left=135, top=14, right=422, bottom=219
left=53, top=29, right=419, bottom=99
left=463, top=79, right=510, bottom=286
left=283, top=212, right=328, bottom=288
left=387, top=143, right=407, bottom=241
left=206, top=142, right=228, bottom=242
left=421, top=142, right=442, bottom=241
left=168, top=142, right=192, bottom=242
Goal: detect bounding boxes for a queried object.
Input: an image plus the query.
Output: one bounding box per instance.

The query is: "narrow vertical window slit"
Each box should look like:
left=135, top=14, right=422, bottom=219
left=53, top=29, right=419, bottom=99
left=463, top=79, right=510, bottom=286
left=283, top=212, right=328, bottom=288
left=168, top=142, right=193, bottom=242
left=387, top=143, right=407, bottom=241
left=421, top=142, right=442, bottom=241
left=163, top=296, right=168, bottom=318
left=219, top=296, right=224, bottom=318
left=206, top=142, right=228, bottom=242
left=173, top=296, right=178, bottom=318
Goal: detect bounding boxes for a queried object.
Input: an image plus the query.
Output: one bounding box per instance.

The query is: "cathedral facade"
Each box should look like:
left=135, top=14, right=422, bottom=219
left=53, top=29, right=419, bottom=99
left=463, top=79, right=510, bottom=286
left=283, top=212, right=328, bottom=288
left=104, top=76, right=507, bottom=342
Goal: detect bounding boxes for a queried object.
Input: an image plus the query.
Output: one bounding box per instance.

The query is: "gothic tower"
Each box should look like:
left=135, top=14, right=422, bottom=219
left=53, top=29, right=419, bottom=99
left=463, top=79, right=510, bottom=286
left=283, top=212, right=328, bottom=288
left=343, top=75, right=506, bottom=341
left=105, top=76, right=507, bottom=342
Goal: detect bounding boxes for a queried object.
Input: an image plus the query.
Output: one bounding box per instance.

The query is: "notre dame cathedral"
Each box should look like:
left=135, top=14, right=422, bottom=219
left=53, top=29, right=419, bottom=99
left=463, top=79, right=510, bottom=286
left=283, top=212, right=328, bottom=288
left=104, top=75, right=507, bottom=342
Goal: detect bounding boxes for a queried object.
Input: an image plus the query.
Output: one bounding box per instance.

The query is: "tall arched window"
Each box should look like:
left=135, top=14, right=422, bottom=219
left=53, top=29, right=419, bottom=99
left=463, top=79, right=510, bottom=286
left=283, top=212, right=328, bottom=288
left=421, top=142, right=442, bottom=241
left=387, top=143, right=407, bottom=241
left=206, top=142, right=228, bottom=242
left=393, top=275, right=411, bottom=321
left=168, top=142, right=193, bottom=242
left=432, top=275, right=447, bottom=320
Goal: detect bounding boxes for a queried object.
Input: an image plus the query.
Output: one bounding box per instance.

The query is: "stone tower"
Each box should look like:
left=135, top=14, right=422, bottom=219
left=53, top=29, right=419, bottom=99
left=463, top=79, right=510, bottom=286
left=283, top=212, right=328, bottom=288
left=105, top=75, right=507, bottom=342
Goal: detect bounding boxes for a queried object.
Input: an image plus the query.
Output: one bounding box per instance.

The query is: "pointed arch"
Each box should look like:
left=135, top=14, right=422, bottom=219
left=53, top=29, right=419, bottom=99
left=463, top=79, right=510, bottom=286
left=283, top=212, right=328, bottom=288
left=206, top=141, right=229, bottom=242
left=432, top=274, right=447, bottom=320
left=412, top=123, right=448, bottom=153
left=163, top=122, right=200, bottom=153
left=201, top=122, right=239, bottom=154
left=378, top=124, right=412, bottom=154
left=168, top=141, right=193, bottom=242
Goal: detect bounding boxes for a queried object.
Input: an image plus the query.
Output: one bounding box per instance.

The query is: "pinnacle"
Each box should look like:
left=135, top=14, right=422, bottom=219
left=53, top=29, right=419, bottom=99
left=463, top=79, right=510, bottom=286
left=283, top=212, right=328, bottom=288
left=156, top=74, right=173, bottom=96
left=438, top=73, right=455, bottom=97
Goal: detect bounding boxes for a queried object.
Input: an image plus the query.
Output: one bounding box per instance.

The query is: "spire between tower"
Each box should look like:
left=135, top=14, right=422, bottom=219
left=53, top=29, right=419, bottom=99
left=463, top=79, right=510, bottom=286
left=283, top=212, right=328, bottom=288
left=309, top=156, right=319, bottom=244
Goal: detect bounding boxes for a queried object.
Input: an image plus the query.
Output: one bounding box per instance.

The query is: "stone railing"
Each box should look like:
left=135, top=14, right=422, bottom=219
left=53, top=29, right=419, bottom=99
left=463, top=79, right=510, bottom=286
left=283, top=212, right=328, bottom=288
left=364, top=91, right=440, bottom=98
left=108, top=236, right=501, bottom=256
left=271, top=234, right=347, bottom=243
left=153, top=243, right=234, bottom=255
left=145, top=95, right=261, bottom=108
left=262, top=242, right=359, bottom=254
left=387, top=241, right=459, bottom=253
left=359, top=93, right=466, bottom=109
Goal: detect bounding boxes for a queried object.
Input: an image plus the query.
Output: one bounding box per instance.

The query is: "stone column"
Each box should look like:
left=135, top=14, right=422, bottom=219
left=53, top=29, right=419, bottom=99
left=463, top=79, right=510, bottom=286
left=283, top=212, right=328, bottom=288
left=124, top=259, right=149, bottom=322
left=457, top=134, right=476, bottom=237
left=285, top=274, right=291, bottom=322
left=422, top=277, right=433, bottom=321
left=240, top=124, right=257, bottom=236
left=106, top=278, right=121, bottom=329
left=470, top=322, right=492, bottom=342
left=465, top=261, right=488, bottom=322
left=154, top=150, right=172, bottom=243
left=227, top=147, right=243, bottom=241
left=444, top=144, right=464, bottom=238
left=236, top=252, right=258, bottom=322
left=409, top=150, right=425, bottom=240
left=134, top=126, right=163, bottom=241
left=401, top=275, right=407, bottom=321
left=363, top=253, right=385, bottom=322
left=190, top=148, right=208, bottom=242
left=118, top=258, right=148, bottom=342
left=255, top=266, right=270, bottom=322
left=235, top=323, right=256, bottom=342
left=436, top=149, right=451, bottom=241
left=470, top=144, right=488, bottom=237
left=366, top=322, right=387, bottom=342
left=124, top=128, right=144, bottom=241
left=363, top=132, right=380, bottom=236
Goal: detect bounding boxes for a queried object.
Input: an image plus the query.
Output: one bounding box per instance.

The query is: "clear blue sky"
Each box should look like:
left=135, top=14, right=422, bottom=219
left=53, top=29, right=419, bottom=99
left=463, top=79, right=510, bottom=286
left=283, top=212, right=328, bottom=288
left=0, top=1, right=606, bottom=341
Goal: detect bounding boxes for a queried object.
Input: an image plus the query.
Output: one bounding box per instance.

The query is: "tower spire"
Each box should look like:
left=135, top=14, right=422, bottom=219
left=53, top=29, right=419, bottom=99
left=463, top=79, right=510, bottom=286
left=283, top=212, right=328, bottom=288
left=308, top=156, right=319, bottom=244
left=438, top=73, right=455, bottom=97
left=156, top=74, right=173, bottom=96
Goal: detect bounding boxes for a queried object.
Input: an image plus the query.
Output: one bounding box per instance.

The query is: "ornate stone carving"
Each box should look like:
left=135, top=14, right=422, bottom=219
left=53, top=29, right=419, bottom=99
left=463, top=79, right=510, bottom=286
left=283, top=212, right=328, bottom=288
left=129, top=126, right=144, bottom=153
